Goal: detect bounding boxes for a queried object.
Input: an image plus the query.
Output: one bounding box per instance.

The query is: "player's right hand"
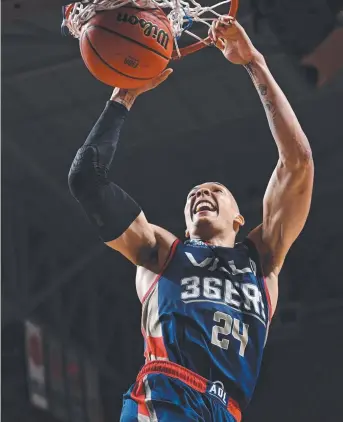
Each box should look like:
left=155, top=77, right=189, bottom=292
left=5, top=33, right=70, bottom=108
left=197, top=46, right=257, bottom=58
left=110, top=68, right=173, bottom=109
left=134, top=68, right=173, bottom=96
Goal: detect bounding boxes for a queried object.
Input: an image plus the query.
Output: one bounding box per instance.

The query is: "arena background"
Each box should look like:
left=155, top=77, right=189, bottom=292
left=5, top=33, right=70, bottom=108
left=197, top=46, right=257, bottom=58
left=2, top=0, right=343, bottom=421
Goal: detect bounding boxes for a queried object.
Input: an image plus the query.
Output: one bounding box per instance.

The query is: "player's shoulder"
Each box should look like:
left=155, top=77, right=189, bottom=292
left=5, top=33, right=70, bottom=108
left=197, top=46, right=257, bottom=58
left=143, top=224, right=179, bottom=272
left=136, top=225, right=179, bottom=301
left=247, top=224, right=281, bottom=279
left=150, top=224, right=178, bottom=255
left=246, top=225, right=269, bottom=264
left=150, top=224, right=178, bottom=243
left=247, top=225, right=279, bottom=317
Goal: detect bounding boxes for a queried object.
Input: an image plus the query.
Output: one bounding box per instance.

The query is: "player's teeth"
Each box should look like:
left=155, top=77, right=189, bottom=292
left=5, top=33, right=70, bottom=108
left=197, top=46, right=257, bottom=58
left=196, top=202, right=213, bottom=212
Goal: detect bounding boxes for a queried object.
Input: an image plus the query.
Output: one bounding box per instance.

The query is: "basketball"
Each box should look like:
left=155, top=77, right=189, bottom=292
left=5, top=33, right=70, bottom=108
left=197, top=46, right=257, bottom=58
left=79, top=7, right=173, bottom=89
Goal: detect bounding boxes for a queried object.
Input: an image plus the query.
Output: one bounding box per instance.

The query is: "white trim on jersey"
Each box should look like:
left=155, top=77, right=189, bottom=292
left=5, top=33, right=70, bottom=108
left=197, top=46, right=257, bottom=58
left=142, top=284, right=163, bottom=338
left=182, top=299, right=267, bottom=326
left=138, top=414, right=150, bottom=422
left=149, top=355, right=169, bottom=361
left=143, top=375, right=158, bottom=422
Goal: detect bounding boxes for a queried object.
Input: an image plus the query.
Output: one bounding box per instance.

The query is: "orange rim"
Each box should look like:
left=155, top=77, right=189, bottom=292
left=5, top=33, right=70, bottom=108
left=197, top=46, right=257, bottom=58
left=171, top=0, right=239, bottom=59
left=64, top=3, right=74, bottom=20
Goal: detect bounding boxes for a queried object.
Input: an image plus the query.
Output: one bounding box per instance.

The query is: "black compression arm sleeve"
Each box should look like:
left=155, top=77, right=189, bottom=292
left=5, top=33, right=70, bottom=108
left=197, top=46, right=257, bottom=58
left=68, top=101, right=141, bottom=242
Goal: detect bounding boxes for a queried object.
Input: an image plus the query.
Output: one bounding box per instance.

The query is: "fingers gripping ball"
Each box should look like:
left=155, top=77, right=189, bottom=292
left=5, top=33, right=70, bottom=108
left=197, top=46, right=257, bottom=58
left=80, top=7, right=173, bottom=88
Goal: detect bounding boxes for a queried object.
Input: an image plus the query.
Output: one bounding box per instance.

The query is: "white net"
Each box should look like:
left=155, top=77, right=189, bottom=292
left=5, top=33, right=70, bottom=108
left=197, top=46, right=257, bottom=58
left=63, top=0, right=232, bottom=57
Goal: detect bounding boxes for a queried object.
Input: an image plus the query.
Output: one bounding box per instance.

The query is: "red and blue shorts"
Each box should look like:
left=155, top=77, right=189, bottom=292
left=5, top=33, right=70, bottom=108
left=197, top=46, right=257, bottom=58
left=120, top=361, right=242, bottom=422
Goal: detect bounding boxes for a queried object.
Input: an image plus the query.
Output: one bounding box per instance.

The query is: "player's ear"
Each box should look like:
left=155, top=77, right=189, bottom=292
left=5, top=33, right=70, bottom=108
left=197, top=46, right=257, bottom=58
left=233, top=214, right=245, bottom=232
left=185, top=229, right=190, bottom=238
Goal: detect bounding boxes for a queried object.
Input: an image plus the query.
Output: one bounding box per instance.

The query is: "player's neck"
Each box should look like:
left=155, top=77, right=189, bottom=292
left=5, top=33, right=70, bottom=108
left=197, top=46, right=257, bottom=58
left=190, top=232, right=236, bottom=248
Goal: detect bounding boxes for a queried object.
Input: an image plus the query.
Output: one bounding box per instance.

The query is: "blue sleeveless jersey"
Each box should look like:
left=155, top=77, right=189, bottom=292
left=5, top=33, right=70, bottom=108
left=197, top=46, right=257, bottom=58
left=141, top=238, right=271, bottom=409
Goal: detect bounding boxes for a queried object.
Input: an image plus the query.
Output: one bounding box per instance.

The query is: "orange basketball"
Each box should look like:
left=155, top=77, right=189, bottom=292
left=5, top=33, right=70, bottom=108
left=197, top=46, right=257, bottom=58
left=79, top=7, right=173, bottom=88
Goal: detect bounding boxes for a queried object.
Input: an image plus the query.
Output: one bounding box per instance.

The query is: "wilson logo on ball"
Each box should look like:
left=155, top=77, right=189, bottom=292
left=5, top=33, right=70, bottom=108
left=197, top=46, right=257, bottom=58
left=117, top=13, right=170, bottom=49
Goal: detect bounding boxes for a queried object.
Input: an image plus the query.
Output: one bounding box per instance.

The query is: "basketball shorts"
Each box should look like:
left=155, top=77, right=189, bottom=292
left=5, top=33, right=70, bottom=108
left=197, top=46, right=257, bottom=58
left=120, top=361, right=241, bottom=422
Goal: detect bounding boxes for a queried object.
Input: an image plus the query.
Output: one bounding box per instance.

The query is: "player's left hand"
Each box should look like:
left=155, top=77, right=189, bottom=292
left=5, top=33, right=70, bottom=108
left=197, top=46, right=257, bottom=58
left=209, top=17, right=261, bottom=65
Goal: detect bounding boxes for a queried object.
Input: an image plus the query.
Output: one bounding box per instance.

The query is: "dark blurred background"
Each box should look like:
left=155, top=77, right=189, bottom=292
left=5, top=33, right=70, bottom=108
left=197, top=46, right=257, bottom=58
left=2, top=0, right=343, bottom=421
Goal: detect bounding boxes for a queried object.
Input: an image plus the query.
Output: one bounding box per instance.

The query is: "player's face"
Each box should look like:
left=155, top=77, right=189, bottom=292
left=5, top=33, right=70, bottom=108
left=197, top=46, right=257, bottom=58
left=184, top=182, right=241, bottom=240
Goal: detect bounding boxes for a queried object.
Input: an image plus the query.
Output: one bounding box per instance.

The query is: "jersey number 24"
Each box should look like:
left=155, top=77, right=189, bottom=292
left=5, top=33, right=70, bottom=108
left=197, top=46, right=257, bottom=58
left=211, top=311, right=249, bottom=357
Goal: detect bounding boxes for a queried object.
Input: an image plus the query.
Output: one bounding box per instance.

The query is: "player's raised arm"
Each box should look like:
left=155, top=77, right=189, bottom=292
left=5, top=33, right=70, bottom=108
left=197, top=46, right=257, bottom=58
left=244, top=56, right=314, bottom=272
left=210, top=18, right=314, bottom=275
left=68, top=69, right=175, bottom=267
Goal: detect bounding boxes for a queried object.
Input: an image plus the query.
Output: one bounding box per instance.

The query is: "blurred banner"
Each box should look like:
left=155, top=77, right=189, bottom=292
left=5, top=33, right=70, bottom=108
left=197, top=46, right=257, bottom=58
left=25, top=320, right=49, bottom=410
left=25, top=320, right=103, bottom=422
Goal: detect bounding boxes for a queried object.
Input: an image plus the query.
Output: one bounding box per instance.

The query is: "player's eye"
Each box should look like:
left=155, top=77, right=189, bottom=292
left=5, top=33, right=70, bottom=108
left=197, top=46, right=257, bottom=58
left=214, top=188, right=223, bottom=193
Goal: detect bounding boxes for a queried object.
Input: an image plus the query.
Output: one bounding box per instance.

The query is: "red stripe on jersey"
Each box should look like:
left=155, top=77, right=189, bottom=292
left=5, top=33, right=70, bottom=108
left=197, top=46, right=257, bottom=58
left=228, top=397, right=242, bottom=422
left=130, top=379, right=149, bottom=417
left=137, top=361, right=242, bottom=420
left=141, top=239, right=180, bottom=304
left=141, top=327, right=149, bottom=362
left=137, top=360, right=207, bottom=394
left=263, top=276, right=273, bottom=320
left=145, top=336, right=168, bottom=359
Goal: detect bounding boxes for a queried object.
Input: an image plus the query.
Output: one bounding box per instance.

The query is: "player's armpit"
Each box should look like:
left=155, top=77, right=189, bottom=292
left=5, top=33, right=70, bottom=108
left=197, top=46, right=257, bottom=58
left=105, top=212, right=176, bottom=269
left=249, top=156, right=314, bottom=276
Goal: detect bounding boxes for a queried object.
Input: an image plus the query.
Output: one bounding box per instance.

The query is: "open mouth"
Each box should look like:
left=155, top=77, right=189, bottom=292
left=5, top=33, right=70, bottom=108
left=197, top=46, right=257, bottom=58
left=192, top=200, right=218, bottom=217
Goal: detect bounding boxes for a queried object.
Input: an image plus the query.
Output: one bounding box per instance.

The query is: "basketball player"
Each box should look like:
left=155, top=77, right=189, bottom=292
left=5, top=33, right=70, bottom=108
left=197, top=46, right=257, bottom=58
left=69, top=18, right=314, bottom=422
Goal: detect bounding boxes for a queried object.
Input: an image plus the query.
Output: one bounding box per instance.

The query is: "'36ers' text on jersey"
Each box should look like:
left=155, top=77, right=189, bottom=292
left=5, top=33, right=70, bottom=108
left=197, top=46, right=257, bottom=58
left=141, top=238, right=271, bottom=409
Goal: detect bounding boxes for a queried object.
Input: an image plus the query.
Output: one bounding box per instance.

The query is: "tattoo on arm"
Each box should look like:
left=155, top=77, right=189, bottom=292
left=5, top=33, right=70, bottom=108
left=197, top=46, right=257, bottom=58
left=244, top=62, right=277, bottom=121
left=111, top=88, right=137, bottom=110
left=115, top=90, right=137, bottom=109
left=258, top=84, right=267, bottom=96
left=244, top=61, right=257, bottom=78
left=264, top=100, right=277, bottom=119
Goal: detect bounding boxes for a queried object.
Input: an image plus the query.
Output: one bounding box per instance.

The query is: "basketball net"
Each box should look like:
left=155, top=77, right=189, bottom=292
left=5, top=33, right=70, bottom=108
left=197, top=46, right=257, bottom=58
left=63, top=0, right=238, bottom=58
